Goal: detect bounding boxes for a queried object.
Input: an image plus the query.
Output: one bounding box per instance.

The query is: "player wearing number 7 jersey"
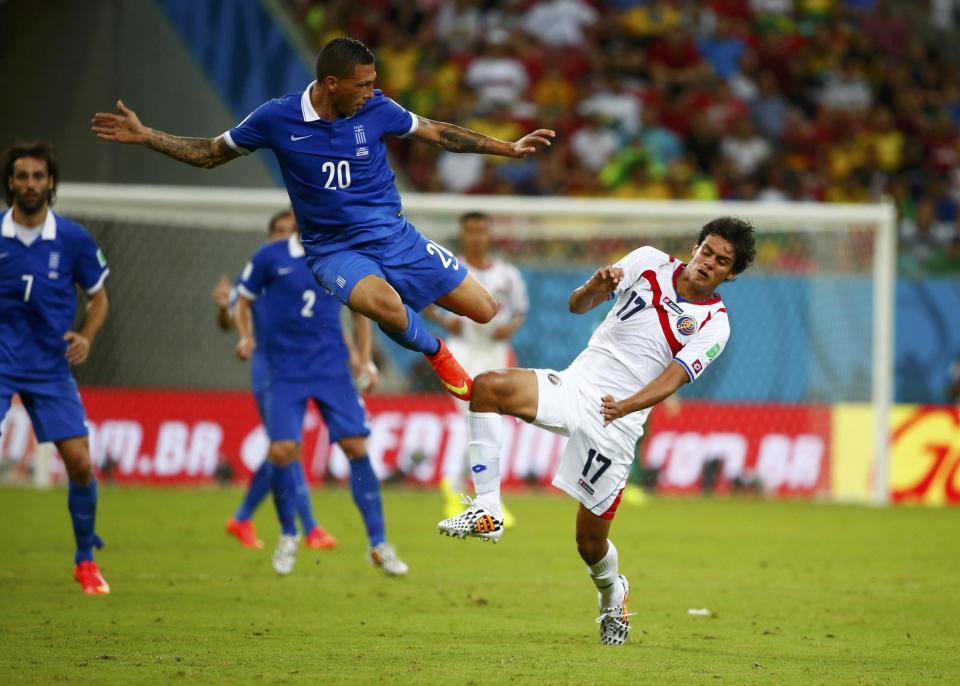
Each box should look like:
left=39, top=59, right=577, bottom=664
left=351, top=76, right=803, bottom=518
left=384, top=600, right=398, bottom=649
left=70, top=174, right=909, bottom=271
left=438, top=217, right=757, bottom=645
left=0, top=141, right=111, bottom=595
left=91, top=37, right=555, bottom=402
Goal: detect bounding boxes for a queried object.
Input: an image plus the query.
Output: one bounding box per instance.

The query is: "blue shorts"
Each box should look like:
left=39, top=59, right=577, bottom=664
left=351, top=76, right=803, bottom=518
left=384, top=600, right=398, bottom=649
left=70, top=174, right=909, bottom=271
left=264, top=369, right=370, bottom=444
left=305, top=220, right=467, bottom=312
left=0, top=373, right=88, bottom=443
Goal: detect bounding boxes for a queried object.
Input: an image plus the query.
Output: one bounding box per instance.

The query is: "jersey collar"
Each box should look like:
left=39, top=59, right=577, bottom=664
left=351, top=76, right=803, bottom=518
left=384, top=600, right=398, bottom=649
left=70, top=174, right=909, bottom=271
left=1, top=208, right=57, bottom=240
left=301, top=81, right=320, bottom=122
left=288, top=234, right=305, bottom=258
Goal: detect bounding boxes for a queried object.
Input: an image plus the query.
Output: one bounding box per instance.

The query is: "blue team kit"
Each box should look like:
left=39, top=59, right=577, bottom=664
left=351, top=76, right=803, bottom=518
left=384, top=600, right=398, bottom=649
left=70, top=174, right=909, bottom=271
left=237, top=235, right=369, bottom=443
left=224, top=86, right=466, bottom=311
left=0, top=209, right=109, bottom=442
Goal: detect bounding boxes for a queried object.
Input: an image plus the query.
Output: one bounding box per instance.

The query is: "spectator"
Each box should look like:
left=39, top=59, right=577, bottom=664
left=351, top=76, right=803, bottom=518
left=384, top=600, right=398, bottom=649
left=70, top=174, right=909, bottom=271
left=750, top=70, right=790, bottom=140
left=721, top=119, right=772, bottom=176
left=818, top=59, right=873, bottom=114
left=639, top=106, right=684, bottom=169
left=523, top=0, right=598, bottom=48
left=578, top=74, right=643, bottom=136
left=464, top=30, right=530, bottom=107
left=648, top=28, right=710, bottom=89
left=698, top=16, right=748, bottom=80
left=569, top=114, right=620, bottom=173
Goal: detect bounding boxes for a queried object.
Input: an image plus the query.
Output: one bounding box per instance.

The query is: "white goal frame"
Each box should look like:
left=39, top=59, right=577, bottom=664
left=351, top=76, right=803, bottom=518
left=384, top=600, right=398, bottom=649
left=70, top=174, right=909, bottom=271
left=57, top=183, right=897, bottom=504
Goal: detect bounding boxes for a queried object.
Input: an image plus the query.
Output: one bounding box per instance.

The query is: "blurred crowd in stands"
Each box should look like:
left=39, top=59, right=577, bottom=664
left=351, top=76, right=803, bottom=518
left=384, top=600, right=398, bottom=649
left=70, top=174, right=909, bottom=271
left=285, top=0, right=960, bottom=275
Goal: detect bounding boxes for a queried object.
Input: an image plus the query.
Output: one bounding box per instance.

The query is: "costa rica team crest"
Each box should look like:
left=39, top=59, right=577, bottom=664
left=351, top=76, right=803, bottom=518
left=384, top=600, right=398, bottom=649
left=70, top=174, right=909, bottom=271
left=676, top=315, right=697, bottom=336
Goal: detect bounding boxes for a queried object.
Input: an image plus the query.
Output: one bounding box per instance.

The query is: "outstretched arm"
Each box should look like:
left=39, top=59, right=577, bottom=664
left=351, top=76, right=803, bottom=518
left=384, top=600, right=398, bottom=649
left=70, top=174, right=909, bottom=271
left=410, top=117, right=554, bottom=158
left=568, top=266, right=624, bottom=314
left=92, top=100, right=240, bottom=169
left=600, top=363, right=689, bottom=426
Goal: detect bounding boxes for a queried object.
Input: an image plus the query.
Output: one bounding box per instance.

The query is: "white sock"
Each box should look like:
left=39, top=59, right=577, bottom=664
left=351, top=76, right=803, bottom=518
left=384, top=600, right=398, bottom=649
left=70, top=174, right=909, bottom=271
left=467, top=411, right=503, bottom=520
left=588, top=540, right=623, bottom=609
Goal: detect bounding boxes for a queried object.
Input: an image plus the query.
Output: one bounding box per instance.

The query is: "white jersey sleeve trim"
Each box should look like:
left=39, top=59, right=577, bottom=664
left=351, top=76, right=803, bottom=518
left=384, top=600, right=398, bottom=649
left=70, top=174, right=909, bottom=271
left=222, top=131, right=251, bottom=155
left=84, top=268, right=110, bottom=295
left=236, top=283, right=258, bottom=301
left=673, top=357, right=696, bottom=382
left=399, top=112, right=419, bottom=138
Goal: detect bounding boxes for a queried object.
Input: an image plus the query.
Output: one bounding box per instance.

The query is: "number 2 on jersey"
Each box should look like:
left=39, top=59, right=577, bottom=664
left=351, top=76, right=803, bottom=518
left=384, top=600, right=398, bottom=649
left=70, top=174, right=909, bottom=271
left=301, top=289, right=316, bottom=317
left=426, top=241, right=460, bottom=270
left=582, top=448, right=612, bottom=485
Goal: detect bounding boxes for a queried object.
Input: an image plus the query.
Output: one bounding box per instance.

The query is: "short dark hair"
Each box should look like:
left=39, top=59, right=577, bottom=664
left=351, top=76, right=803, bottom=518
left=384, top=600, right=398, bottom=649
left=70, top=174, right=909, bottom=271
left=697, top=216, right=756, bottom=275
left=315, top=37, right=375, bottom=81
left=268, top=208, right=294, bottom=235
left=2, top=140, right=58, bottom=207
left=459, top=211, right=491, bottom=227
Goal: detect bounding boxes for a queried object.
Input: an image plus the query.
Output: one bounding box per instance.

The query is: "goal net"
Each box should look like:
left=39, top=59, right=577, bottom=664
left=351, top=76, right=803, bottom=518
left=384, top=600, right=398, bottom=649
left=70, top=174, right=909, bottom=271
left=1, top=184, right=895, bottom=503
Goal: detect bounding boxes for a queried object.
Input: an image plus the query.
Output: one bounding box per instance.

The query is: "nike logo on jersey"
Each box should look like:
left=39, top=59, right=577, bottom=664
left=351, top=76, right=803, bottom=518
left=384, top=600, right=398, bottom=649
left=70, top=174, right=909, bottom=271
left=277, top=267, right=294, bottom=275
left=290, top=134, right=312, bottom=141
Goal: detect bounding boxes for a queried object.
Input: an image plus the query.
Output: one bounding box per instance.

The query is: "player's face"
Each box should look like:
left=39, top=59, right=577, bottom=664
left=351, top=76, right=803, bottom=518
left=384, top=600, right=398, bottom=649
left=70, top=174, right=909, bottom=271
left=9, top=156, right=53, bottom=214
left=269, top=213, right=297, bottom=241
left=332, top=64, right=377, bottom=117
left=688, top=234, right=736, bottom=289
left=460, top=218, right=491, bottom=257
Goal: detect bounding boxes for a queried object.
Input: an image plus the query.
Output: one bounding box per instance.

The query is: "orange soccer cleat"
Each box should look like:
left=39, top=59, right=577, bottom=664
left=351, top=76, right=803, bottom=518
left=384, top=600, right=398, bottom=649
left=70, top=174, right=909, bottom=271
left=426, top=339, right=473, bottom=401
left=304, top=526, right=338, bottom=550
left=74, top=561, right=110, bottom=595
left=225, top=518, right=263, bottom=549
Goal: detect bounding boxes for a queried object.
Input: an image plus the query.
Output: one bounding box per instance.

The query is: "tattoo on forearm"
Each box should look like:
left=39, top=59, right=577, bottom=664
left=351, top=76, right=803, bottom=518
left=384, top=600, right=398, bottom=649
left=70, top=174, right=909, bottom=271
left=437, top=124, right=494, bottom=154
left=146, top=131, right=221, bottom=168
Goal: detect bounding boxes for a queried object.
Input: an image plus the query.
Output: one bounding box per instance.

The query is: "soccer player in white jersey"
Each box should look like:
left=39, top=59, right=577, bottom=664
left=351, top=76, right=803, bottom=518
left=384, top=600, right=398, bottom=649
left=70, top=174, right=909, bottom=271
left=438, top=217, right=757, bottom=645
left=427, top=212, right=528, bottom=523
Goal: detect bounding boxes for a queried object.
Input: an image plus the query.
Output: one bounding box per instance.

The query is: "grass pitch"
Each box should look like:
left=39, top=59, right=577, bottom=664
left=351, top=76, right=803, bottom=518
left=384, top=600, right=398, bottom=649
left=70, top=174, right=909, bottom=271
left=1, top=486, right=958, bottom=685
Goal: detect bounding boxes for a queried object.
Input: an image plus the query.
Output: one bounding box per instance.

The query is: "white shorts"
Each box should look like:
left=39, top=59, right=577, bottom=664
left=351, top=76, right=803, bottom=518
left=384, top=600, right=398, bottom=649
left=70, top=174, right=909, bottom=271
left=532, top=367, right=642, bottom=519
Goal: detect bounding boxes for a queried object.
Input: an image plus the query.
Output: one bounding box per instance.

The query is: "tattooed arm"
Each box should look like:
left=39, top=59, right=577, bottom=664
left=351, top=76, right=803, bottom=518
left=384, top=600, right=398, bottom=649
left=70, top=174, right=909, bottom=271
left=410, top=116, right=555, bottom=158
left=92, top=100, right=239, bottom=169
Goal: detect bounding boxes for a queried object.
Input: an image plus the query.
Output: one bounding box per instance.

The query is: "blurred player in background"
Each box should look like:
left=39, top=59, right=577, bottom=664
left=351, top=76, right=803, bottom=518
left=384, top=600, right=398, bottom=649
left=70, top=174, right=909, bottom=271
left=426, top=212, right=527, bottom=525
left=0, top=141, right=111, bottom=594
left=212, top=209, right=337, bottom=551
left=92, top=36, right=554, bottom=402
left=439, top=217, right=756, bottom=645
left=234, top=229, right=406, bottom=576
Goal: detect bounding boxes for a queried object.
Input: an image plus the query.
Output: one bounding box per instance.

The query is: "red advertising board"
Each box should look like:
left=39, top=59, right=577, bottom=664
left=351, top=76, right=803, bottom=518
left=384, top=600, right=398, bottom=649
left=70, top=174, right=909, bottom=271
left=0, top=388, right=568, bottom=487
left=642, top=401, right=832, bottom=496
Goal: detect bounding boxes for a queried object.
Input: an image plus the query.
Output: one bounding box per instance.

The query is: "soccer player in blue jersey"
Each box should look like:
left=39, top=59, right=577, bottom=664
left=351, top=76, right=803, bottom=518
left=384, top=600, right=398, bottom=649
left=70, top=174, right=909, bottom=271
left=92, top=36, right=555, bottom=402
left=0, top=141, right=111, bottom=594
left=213, top=209, right=338, bottom=551
left=233, top=229, right=407, bottom=576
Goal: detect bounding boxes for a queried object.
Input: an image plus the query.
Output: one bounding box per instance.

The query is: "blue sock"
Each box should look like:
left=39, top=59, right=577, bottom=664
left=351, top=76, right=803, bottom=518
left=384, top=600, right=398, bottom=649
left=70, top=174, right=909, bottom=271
left=234, top=460, right=273, bottom=522
left=68, top=477, right=98, bottom=565
left=270, top=462, right=298, bottom=536
left=292, top=461, right=318, bottom=534
left=349, top=455, right=385, bottom=547
left=379, top=305, right=440, bottom=355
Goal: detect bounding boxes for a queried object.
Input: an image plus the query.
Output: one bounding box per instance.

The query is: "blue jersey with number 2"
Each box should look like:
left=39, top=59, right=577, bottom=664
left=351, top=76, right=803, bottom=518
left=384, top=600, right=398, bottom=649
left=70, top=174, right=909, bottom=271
left=236, top=236, right=349, bottom=381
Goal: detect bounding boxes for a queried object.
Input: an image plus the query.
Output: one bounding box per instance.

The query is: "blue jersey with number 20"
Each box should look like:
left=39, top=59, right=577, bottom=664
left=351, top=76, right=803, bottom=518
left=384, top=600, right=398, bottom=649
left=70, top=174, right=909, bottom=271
left=224, top=86, right=417, bottom=257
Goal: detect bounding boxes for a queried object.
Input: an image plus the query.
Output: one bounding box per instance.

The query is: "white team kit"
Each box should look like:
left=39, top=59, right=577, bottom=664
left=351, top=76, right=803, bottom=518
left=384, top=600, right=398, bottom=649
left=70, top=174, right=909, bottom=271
left=534, top=246, right=730, bottom=518
left=446, top=256, right=528, bottom=377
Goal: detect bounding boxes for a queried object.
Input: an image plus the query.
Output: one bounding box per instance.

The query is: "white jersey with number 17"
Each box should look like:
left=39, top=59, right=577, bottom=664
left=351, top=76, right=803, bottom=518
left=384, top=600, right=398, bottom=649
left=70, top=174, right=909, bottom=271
left=568, top=246, right=730, bottom=431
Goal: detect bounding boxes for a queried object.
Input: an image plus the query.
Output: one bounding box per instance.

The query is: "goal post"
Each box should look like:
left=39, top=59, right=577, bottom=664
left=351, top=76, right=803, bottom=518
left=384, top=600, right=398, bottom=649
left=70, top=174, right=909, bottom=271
left=53, top=183, right=896, bottom=503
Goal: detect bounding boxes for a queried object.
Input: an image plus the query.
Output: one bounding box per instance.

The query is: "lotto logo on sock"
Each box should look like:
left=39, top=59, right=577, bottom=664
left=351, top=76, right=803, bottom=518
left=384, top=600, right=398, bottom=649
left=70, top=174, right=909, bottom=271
left=471, top=464, right=488, bottom=474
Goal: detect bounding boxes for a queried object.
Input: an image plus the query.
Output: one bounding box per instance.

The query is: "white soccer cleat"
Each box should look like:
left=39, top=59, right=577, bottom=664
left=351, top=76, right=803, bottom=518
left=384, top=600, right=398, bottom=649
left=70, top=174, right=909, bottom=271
left=367, top=542, right=409, bottom=576
left=272, top=533, right=300, bottom=575
left=437, top=495, right=504, bottom=543
left=596, top=574, right=635, bottom=646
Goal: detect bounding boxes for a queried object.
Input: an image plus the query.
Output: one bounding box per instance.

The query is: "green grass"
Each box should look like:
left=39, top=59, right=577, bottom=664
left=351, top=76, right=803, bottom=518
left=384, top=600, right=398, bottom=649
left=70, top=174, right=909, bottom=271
left=1, top=487, right=958, bottom=685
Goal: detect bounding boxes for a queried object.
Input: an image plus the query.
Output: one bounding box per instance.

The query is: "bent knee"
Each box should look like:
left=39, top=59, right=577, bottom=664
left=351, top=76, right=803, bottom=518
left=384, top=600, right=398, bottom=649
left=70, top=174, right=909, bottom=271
left=268, top=441, right=300, bottom=465
left=472, top=293, right=498, bottom=324
left=471, top=370, right=510, bottom=408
